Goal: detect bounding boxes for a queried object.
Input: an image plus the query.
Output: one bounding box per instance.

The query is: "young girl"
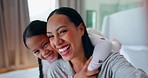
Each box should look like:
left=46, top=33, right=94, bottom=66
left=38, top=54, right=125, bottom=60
left=23, top=20, right=59, bottom=78
left=23, top=20, right=121, bottom=78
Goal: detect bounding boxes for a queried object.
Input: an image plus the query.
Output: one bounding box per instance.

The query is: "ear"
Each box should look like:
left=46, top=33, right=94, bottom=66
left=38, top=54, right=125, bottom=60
left=78, top=23, right=85, bottom=36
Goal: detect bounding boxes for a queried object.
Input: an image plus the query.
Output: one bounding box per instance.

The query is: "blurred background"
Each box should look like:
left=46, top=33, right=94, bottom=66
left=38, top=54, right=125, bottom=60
left=0, top=0, right=147, bottom=78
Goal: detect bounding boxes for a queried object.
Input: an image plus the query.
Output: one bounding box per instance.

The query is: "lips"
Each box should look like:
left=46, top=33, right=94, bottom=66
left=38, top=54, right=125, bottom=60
left=45, top=51, right=55, bottom=61
left=58, top=45, right=70, bottom=56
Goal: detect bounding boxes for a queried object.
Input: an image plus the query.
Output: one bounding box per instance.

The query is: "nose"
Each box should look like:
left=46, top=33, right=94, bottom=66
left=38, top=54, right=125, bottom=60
left=53, top=36, right=63, bottom=46
left=41, top=49, right=48, bottom=57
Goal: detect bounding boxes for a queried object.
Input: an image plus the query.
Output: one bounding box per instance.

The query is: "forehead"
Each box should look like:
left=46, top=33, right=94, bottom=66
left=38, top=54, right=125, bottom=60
left=48, top=14, right=70, bottom=23
left=47, top=14, right=71, bottom=29
left=26, top=35, right=48, bottom=49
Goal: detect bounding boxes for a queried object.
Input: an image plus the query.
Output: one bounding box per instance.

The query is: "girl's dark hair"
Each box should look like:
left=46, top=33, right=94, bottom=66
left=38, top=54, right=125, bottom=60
left=47, top=7, right=94, bottom=59
left=38, top=58, right=43, bottom=78
left=23, top=20, right=46, bottom=78
left=23, top=20, right=47, bottom=49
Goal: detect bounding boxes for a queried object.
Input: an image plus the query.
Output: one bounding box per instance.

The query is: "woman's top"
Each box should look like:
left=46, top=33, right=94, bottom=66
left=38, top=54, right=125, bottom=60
left=47, top=52, right=148, bottom=78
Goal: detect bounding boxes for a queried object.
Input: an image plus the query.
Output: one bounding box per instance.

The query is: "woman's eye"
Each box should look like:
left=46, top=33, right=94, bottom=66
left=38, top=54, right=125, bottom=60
left=59, top=30, right=67, bottom=35
left=48, top=35, right=54, bottom=39
left=43, top=42, right=49, bottom=48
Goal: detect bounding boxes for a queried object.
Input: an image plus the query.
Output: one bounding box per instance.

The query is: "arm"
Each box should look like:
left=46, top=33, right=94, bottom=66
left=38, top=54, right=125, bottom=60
left=112, top=53, right=148, bottom=78
left=88, top=31, right=112, bottom=71
left=87, top=28, right=121, bottom=52
left=100, top=52, right=148, bottom=78
left=47, top=57, right=99, bottom=78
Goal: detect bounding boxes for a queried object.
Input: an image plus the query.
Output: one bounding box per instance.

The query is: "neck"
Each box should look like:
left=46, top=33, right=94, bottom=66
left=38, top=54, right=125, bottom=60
left=70, top=50, right=87, bottom=73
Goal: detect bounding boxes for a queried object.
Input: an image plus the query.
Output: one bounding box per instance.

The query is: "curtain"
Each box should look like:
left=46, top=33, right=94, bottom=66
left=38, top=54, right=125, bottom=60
left=0, top=0, right=37, bottom=70
left=144, top=0, right=148, bottom=20
left=57, top=0, right=85, bottom=18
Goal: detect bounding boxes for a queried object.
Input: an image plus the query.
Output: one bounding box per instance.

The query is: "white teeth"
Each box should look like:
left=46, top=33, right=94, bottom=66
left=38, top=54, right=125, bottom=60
left=58, top=46, right=69, bottom=53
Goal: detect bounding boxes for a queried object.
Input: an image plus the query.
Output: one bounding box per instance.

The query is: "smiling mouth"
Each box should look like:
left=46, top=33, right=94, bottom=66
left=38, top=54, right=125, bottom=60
left=45, top=51, right=54, bottom=60
left=58, top=45, right=70, bottom=53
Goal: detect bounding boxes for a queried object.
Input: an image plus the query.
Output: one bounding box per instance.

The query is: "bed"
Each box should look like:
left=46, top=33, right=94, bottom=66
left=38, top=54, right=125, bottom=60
left=0, top=67, right=39, bottom=78
left=101, top=7, right=148, bottom=74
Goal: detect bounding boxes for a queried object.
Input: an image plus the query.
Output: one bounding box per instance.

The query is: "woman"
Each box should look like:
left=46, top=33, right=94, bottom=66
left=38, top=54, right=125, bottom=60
left=46, top=7, right=148, bottom=78
left=23, top=20, right=117, bottom=78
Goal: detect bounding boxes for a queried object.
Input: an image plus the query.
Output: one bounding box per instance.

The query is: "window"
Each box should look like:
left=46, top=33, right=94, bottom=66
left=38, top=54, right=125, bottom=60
left=86, top=10, right=96, bottom=28
left=27, top=0, right=57, bottom=21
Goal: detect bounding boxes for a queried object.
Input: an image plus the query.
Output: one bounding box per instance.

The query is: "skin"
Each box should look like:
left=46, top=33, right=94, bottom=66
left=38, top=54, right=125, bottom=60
left=26, top=34, right=58, bottom=63
left=24, top=15, right=99, bottom=77
left=47, top=14, right=99, bottom=78
left=26, top=32, right=99, bottom=78
left=47, top=14, right=85, bottom=61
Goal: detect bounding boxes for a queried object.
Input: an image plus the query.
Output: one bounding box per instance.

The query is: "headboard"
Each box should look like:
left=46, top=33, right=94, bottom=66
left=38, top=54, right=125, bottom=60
left=101, top=7, right=148, bottom=74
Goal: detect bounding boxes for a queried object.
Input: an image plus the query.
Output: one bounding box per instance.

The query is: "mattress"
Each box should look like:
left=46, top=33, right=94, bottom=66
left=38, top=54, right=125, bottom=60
left=0, top=67, right=39, bottom=78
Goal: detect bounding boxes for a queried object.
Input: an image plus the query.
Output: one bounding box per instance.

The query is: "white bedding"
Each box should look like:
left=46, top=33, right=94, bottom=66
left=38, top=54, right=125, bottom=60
left=0, top=67, right=39, bottom=78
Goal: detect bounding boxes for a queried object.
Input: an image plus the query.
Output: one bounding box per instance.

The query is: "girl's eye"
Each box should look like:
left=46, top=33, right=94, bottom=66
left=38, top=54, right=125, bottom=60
left=59, top=30, right=67, bottom=35
left=34, top=50, right=40, bottom=55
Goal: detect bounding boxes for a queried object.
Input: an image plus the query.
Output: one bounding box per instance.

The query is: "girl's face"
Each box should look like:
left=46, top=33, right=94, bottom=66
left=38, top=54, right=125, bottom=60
left=47, top=14, right=85, bottom=61
left=26, top=35, right=58, bottom=63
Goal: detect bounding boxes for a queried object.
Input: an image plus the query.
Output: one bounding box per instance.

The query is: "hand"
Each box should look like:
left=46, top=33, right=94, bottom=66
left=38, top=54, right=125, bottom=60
left=74, top=56, right=100, bottom=78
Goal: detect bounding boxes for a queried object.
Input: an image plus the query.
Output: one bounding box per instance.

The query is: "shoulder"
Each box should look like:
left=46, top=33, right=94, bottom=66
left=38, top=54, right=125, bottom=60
left=102, top=52, right=129, bottom=67
left=42, top=60, right=51, bottom=77
left=100, top=52, right=128, bottom=73
left=99, top=52, right=128, bottom=77
left=99, top=52, right=148, bottom=78
left=47, top=59, right=70, bottom=78
left=42, top=60, right=51, bottom=68
left=47, top=59, right=62, bottom=78
left=48, top=59, right=63, bottom=71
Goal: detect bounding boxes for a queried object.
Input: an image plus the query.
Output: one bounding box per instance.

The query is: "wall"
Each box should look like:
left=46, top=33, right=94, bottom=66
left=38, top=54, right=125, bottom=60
left=84, top=0, right=143, bottom=31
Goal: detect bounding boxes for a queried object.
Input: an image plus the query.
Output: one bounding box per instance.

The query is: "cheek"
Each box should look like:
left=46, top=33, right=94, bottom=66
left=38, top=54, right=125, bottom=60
left=68, top=33, right=81, bottom=44
left=47, top=45, right=53, bottom=50
left=63, top=34, right=74, bottom=44
left=67, top=31, right=76, bottom=39
left=37, top=53, right=43, bottom=59
left=65, top=34, right=73, bottom=40
left=49, top=40, right=56, bottom=51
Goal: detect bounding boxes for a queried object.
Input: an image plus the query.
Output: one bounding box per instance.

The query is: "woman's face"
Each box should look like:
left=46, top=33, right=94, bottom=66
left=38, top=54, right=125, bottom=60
left=26, top=35, right=58, bottom=63
left=47, top=14, right=84, bottom=61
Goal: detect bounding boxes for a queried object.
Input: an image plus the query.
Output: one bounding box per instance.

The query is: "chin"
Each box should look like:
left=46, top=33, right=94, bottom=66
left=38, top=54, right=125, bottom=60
left=62, top=56, right=72, bottom=61
left=52, top=58, right=58, bottom=62
left=46, top=59, right=54, bottom=63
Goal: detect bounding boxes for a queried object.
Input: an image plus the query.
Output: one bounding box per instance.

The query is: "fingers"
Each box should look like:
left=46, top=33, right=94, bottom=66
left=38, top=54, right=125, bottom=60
left=86, top=69, right=99, bottom=77
left=88, top=76, right=97, bottom=78
left=82, top=56, right=93, bottom=71
left=75, top=56, right=98, bottom=78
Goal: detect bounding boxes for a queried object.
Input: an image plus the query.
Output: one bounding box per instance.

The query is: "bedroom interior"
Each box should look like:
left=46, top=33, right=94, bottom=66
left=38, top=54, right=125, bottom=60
left=0, top=0, right=147, bottom=78
left=102, top=7, right=148, bottom=74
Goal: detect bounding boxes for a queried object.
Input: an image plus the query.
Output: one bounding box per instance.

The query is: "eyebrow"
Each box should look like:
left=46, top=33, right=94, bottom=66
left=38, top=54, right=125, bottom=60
left=41, top=40, right=46, bottom=47
left=32, top=41, right=44, bottom=52
left=47, top=26, right=66, bottom=34
left=32, top=49, right=37, bottom=53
